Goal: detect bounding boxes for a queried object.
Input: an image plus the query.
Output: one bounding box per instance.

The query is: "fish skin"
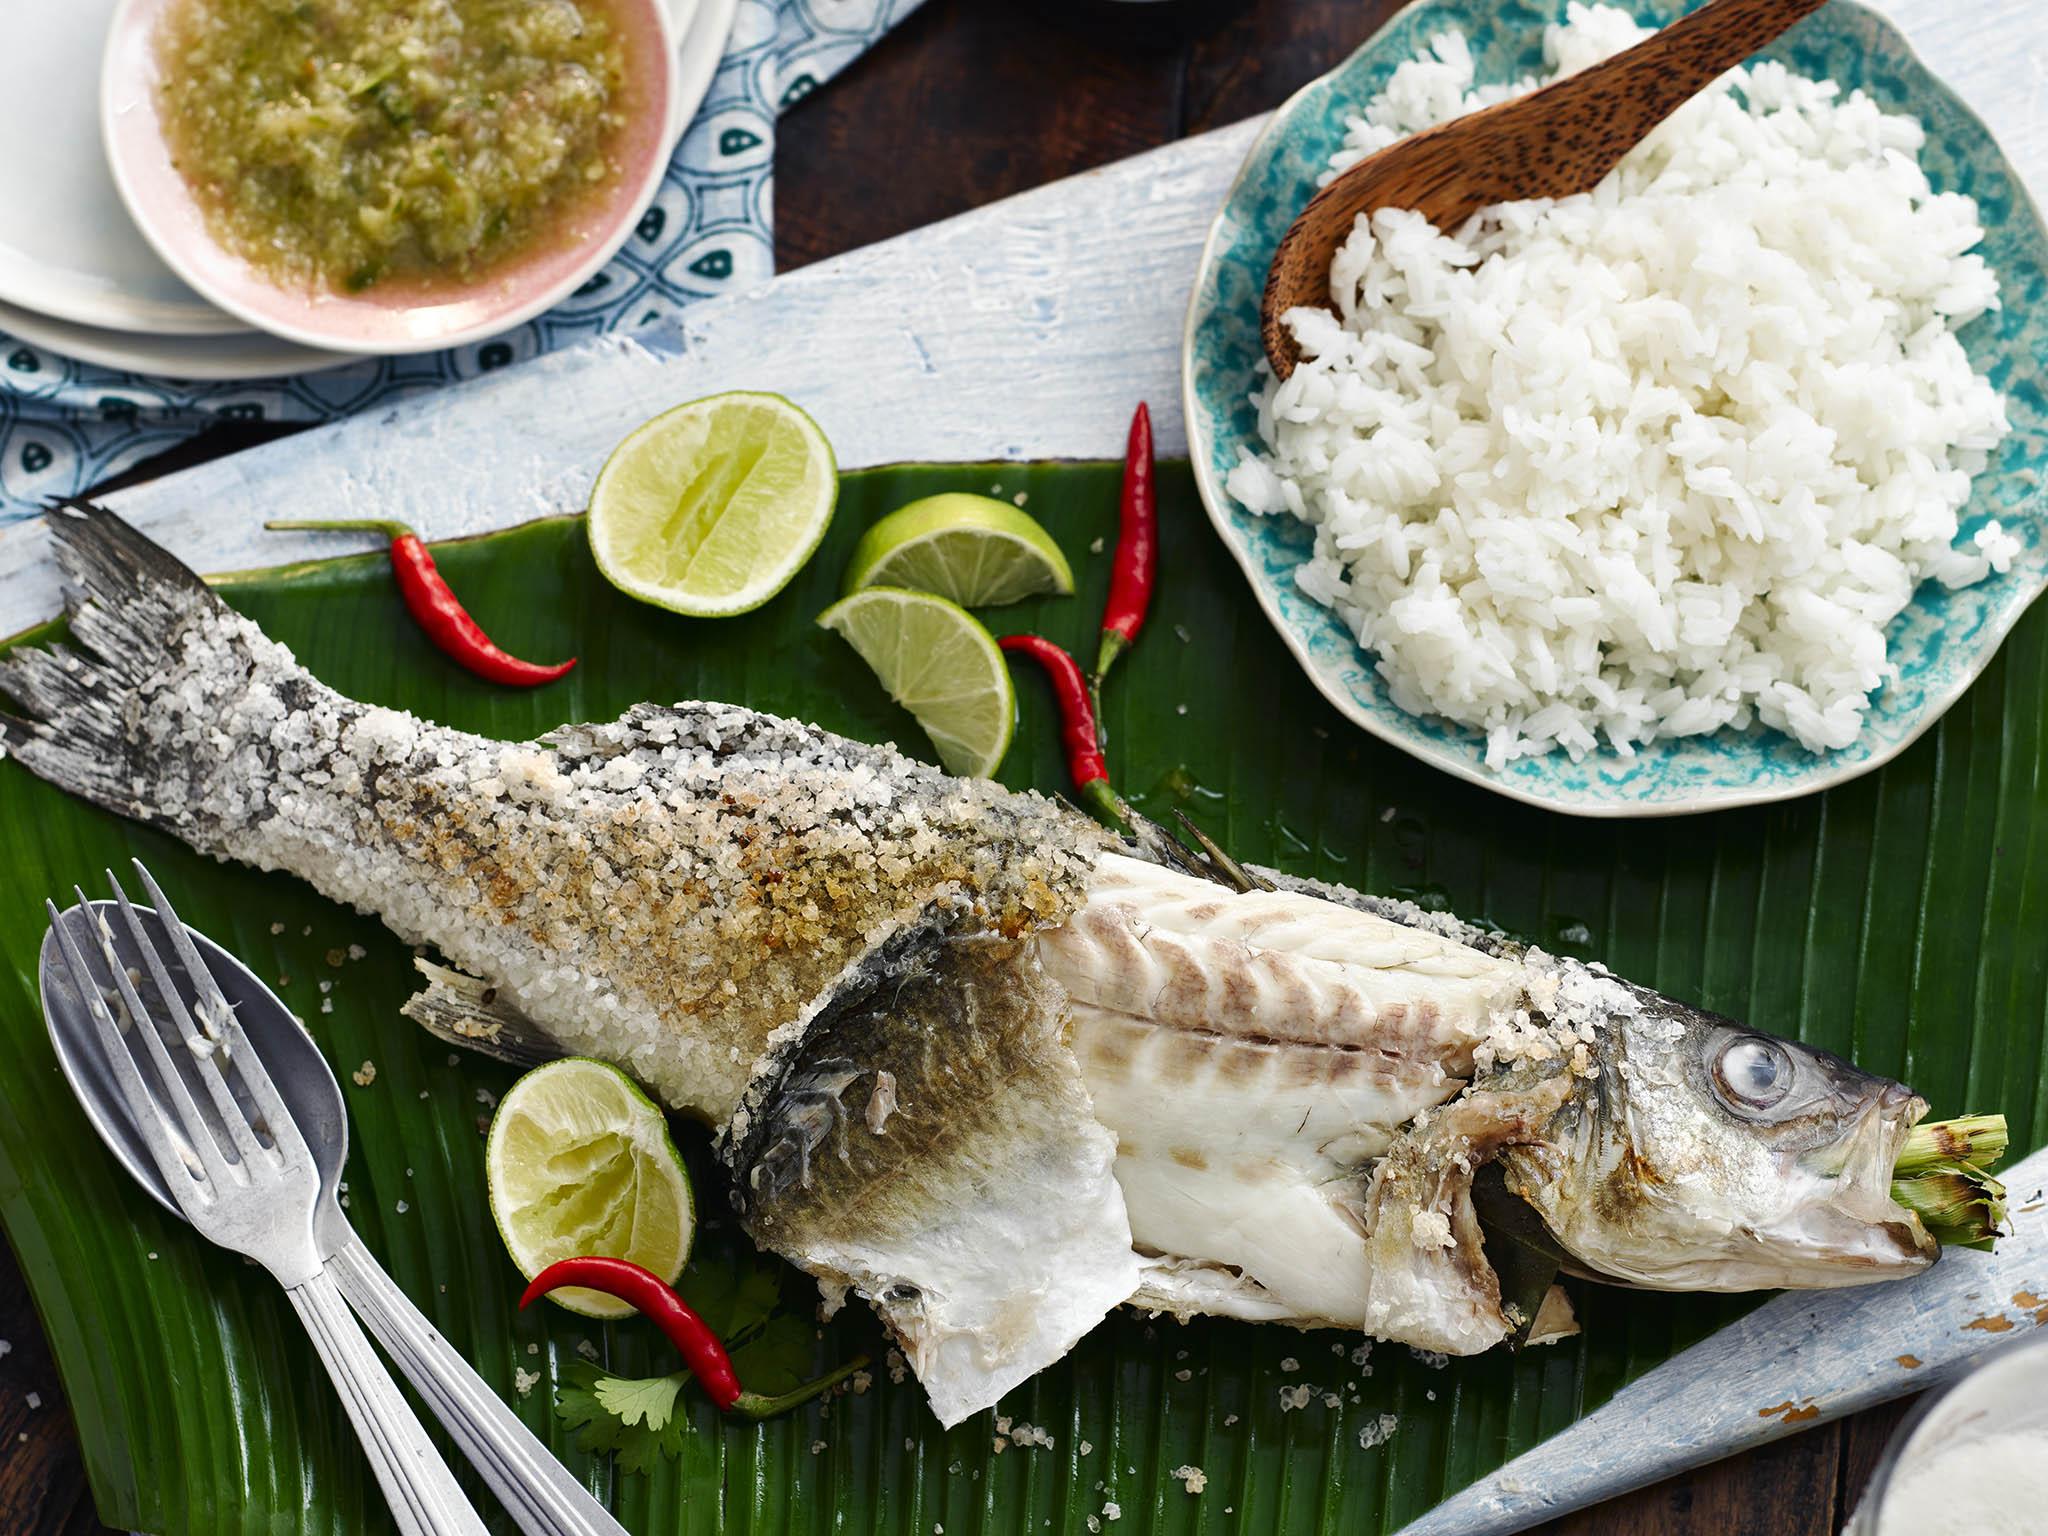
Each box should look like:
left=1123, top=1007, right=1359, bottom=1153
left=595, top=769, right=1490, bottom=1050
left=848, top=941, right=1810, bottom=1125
left=725, top=922, right=1139, bottom=1426
left=0, top=504, right=1947, bottom=1422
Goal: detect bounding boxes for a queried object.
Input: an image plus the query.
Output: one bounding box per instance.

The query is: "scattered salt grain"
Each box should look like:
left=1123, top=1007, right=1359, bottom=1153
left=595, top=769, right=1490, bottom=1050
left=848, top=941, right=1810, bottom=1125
left=1174, top=1368, right=1192, bottom=1382
left=514, top=1367, right=541, bottom=1398
left=1280, top=1357, right=1299, bottom=1372
left=1171, top=1465, right=1207, bottom=1494
left=1410, top=1210, right=1455, bottom=1250
left=268, top=922, right=284, bottom=935
left=24, top=1392, right=39, bottom=1410
left=1359, top=1413, right=1400, bottom=1450
left=351, top=1060, right=377, bottom=1086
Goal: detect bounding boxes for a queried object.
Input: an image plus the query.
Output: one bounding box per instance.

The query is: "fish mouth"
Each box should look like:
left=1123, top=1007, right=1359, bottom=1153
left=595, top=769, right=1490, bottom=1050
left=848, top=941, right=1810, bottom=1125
left=1767, top=1085, right=1937, bottom=1281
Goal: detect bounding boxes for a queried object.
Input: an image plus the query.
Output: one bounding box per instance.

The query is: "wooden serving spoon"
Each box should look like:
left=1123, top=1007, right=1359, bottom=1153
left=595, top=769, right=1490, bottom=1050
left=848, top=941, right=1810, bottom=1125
left=1259, top=0, right=1829, bottom=378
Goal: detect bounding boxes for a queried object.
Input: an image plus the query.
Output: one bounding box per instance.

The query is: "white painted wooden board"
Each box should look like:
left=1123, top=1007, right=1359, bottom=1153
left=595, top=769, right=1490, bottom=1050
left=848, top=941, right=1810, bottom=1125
left=1, top=2, right=2045, bottom=1528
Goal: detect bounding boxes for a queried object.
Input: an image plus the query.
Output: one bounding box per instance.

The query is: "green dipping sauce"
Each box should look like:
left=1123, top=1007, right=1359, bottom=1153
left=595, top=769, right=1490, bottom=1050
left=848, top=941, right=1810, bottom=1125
left=155, top=0, right=633, bottom=294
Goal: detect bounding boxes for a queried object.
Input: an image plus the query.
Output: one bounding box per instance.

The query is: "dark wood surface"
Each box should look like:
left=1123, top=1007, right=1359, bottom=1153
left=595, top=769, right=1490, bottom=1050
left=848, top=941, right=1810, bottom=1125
left=0, top=0, right=1917, bottom=1530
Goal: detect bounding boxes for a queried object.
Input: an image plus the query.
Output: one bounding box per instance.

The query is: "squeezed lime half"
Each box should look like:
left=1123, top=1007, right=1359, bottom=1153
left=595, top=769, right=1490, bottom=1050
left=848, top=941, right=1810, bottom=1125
left=485, top=1058, right=694, bottom=1319
left=589, top=391, right=837, bottom=617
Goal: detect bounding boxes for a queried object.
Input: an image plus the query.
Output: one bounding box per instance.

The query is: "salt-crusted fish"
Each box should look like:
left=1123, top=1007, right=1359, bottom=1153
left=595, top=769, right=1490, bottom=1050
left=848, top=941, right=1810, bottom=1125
left=0, top=505, right=1944, bottom=1425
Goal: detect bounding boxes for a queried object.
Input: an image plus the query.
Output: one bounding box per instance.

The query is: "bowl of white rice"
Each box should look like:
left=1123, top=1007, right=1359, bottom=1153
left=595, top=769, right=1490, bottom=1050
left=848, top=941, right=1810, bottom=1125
left=1182, top=0, right=2047, bottom=815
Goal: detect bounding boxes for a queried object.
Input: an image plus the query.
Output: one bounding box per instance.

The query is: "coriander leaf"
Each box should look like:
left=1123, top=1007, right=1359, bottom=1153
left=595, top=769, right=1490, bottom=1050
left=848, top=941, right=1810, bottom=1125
left=555, top=1363, right=692, bottom=1471
left=594, top=1372, right=684, bottom=1432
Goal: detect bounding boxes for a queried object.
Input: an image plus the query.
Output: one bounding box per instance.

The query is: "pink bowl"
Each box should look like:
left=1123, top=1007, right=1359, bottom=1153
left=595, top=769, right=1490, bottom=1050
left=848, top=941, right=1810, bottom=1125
left=101, top=0, right=677, bottom=356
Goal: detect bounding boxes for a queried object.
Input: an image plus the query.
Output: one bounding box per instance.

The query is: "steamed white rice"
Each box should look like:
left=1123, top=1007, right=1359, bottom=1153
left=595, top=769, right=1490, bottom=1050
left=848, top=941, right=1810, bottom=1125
left=1226, top=4, right=2017, bottom=769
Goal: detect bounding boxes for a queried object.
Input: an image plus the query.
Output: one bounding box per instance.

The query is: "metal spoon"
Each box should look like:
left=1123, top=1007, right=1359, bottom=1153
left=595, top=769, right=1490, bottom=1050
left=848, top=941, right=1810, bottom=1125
left=40, top=887, right=626, bottom=1536
left=1260, top=0, right=1828, bottom=378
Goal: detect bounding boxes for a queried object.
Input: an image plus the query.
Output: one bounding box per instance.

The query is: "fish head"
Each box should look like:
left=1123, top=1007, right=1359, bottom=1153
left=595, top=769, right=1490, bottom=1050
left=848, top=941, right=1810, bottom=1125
left=1499, top=1002, right=1936, bottom=1290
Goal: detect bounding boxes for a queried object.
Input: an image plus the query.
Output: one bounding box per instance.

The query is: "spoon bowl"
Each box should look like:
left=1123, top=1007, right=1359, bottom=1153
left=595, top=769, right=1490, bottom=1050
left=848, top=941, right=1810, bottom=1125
left=40, top=900, right=352, bottom=1252
left=1259, top=0, right=1827, bottom=377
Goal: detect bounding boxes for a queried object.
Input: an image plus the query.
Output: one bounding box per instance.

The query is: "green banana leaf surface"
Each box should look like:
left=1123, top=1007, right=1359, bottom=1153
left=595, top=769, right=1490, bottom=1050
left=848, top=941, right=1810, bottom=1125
left=0, top=460, right=2041, bottom=1535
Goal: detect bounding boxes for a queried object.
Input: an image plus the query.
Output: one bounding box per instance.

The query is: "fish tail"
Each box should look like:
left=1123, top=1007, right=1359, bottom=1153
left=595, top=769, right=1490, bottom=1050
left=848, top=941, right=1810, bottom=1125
left=0, top=500, right=298, bottom=844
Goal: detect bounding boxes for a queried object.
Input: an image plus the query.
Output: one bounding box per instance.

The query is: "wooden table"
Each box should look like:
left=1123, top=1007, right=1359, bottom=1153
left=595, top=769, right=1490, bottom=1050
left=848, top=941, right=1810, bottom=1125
left=0, top=1, right=1922, bottom=1529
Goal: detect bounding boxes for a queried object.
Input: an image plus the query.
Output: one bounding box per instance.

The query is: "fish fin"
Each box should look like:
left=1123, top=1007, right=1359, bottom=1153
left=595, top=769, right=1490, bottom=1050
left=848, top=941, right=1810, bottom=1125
left=1524, top=1284, right=1580, bottom=1347
left=0, top=501, right=302, bottom=840
left=723, top=911, right=1139, bottom=1428
left=1359, top=1076, right=1574, bottom=1355
left=400, top=959, right=565, bottom=1069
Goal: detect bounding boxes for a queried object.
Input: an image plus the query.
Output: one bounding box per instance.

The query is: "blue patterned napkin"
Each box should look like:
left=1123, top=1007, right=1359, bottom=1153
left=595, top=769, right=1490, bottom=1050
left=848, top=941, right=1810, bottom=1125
left=0, top=0, right=924, bottom=520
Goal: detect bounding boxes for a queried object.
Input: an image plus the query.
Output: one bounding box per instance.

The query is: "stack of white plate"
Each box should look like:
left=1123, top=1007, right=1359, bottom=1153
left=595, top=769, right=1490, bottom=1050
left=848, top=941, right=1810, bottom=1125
left=0, top=0, right=735, bottom=382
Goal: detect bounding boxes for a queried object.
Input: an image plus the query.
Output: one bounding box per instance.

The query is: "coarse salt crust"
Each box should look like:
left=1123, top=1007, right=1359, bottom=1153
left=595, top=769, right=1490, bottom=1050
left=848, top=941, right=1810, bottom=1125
left=64, top=587, right=1110, bottom=1122
left=1228, top=4, right=2017, bottom=768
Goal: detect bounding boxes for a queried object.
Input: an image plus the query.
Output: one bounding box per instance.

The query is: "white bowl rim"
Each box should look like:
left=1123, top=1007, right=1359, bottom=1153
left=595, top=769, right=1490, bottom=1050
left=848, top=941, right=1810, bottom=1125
left=99, top=0, right=679, bottom=358
left=1179, top=0, right=2048, bottom=820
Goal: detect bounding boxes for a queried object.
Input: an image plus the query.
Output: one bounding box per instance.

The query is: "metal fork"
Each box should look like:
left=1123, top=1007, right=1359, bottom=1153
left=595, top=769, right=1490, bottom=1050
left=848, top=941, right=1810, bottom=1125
left=44, top=865, right=488, bottom=1536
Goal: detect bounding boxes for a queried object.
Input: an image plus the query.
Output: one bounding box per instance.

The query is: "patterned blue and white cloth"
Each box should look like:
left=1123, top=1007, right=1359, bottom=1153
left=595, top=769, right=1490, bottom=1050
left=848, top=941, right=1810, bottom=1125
left=0, top=0, right=923, bottom=519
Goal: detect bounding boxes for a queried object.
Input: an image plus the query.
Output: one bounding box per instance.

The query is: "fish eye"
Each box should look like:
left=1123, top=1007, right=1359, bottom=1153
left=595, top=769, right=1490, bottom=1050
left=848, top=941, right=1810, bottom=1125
left=1712, top=1034, right=1794, bottom=1114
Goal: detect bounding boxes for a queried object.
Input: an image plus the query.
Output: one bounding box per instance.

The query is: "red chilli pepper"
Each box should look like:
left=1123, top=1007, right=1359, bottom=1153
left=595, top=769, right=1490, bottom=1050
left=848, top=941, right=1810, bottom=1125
left=519, top=1256, right=867, bottom=1419
left=999, top=634, right=1127, bottom=832
left=1093, top=400, right=1156, bottom=687
left=265, top=518, right=575, bottom=688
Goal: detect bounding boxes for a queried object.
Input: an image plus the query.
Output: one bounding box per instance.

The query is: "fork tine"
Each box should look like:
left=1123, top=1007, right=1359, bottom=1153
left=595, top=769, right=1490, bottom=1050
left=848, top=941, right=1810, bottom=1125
left=127, top=861, right=315, bottom=1170
left=106, top=871, right=267, bottom=1166
left=73, top=886, right=237, bottom=1187
left=46, top=899, right=213, bottom=1204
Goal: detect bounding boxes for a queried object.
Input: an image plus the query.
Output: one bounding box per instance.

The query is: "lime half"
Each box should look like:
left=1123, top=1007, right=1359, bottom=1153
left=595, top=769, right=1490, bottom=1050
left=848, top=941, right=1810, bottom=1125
left=589, top=391, right=837, bottom=617
left=485, top=1058, right=694, bottom=1319
left=818, top=587, right=1015, bottom=777
left=843, top=493, right=1074, bottom=607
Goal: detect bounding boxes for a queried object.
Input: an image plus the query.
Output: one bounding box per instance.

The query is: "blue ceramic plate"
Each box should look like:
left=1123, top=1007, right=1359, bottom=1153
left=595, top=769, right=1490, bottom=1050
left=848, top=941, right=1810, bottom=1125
left=1182, top=0, right=2048, bottom=817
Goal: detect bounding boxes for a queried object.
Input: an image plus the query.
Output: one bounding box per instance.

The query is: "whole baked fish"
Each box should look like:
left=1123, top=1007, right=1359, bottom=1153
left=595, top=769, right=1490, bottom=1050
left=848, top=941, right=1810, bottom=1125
left=0, top=506, right=1945, bottom=1425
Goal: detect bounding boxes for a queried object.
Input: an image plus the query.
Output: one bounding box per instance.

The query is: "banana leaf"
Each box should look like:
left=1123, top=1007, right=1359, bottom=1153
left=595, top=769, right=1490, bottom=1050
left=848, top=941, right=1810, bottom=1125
left=0, top=460, right=2041, bottom=1534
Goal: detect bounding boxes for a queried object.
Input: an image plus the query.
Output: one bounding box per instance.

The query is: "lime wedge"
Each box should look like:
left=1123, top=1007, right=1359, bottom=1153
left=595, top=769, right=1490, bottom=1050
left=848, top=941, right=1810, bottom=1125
left=817, top=587, right=1015, bottom=777
left=588, top=391, right=837, bottom=617
left=842, top=493, right=1074, bottom=607
left=485, top=1058, right=693, bottom=1319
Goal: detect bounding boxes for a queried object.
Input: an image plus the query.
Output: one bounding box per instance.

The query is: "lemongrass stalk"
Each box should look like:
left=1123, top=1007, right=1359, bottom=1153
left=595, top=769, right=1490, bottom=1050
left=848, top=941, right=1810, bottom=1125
left=1891, top=1114, right=2009, bottom=1249
left=1893, top=1114, right=2008, bottom=1180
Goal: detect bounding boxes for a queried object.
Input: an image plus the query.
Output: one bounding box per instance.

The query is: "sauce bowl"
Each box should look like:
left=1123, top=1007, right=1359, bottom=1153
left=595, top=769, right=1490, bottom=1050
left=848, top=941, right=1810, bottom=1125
left=100, top=0, right=677, bottom=357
